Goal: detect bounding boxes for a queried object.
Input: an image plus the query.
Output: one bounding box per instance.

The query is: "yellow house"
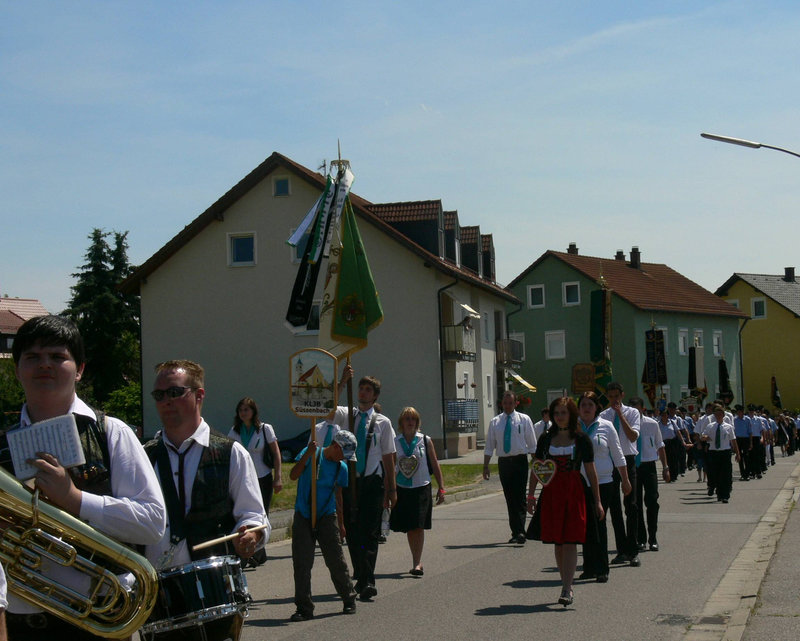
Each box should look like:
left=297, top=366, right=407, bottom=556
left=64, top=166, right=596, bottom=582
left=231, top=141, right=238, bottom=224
left=716, top=268, right=800, bottom=411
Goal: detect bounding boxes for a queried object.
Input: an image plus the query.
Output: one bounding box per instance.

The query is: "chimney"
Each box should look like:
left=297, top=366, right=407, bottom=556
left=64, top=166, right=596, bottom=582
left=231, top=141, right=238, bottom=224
left=615, top=250, right=625, bottom=261
left=785, top=267, right=795, bottom=282
left=629, top=246, right=641, bottom=269
left=567, top=242, right=579, bottom=255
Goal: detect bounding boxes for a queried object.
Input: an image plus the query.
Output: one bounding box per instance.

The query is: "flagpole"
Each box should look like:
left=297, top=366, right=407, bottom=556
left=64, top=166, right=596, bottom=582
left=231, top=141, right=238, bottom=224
left=310, top=417, right=317, bottom=529
left=346, top=354, right=357, bottom=521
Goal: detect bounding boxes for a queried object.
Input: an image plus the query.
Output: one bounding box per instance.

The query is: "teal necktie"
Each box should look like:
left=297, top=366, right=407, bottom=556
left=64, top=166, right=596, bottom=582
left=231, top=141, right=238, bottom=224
left=503, top=414, right=512, bottom=454
left=613, top=413, right=621, bottom=433
left=715, top=422, right=722, bottom=449
left=356, top=412, right=368, bottom=475
left=323, top=424, right=333, bottom=447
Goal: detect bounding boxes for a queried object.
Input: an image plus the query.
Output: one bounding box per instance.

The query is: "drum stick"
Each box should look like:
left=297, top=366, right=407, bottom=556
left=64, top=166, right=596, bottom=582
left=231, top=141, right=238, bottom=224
left=191, top=524, right=270, bottom=552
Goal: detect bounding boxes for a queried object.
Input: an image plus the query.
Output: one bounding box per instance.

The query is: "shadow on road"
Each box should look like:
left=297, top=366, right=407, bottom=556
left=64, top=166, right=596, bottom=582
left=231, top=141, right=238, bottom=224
left=475, top=602, right=575, bottom=615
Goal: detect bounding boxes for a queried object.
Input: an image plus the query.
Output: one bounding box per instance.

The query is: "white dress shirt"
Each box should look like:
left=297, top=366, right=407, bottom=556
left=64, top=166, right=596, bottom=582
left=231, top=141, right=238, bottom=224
left=145, top=420, right=268, bottom=570
left=484, top=410, right=537, bottom=458
left=599, top=403, right=641, bottom=456
left=707, top=421, right=736, bottom=451
left=341, top=406, right=396, bottom=477
left=227, top=422, right=277, bottom=477
left=9, top=396, right=167, bottom=615
left=581, top=417, right=625, bottom=485
left=638, top=416, right=665, bottom=463
left=533, top=419, right=550, bottom=441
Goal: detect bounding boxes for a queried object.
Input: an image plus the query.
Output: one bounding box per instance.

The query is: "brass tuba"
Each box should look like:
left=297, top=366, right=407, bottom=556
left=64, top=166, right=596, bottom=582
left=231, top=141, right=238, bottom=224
left=0, top=465, right=159, bottom=638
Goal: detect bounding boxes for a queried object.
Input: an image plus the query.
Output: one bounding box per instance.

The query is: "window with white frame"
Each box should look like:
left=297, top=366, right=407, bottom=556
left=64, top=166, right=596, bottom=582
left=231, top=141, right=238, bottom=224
left=712, top=330, right=723, bottom=357
left=273, top=176, right=290, bottom=197
left=509, top=331, right=526, bottom=361
left=661, top=385, right=671, bottom=403
left=482, top=312, right=491, bottom=344
left=678, top=328, right=688, bottom=355
left=693, top=329, right=704, bottom=348
left=680, top=385, right=689, bottom=399
left=228, top=233, right=256, bottom=266
left=656, top=326, right=669, bottom=355
left=547, top=388, right=567, bottom=404
left=751, top=297, right=766, bottom=319
left=527, top=284, right=545, bottom=309
left=545, top=330, right=566, bottom=360
left=562, top=282, right=580, bottom=306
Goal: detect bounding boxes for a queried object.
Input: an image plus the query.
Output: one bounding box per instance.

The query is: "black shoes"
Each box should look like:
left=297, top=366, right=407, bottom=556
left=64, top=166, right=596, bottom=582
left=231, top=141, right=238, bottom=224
left=343, top=602, right=356, bottom=615
left=359, top=585, right=377, bottom=601
left=290, top=610, right=313, bottom=622
left=596, top=574, right=608, bottom=583
left=558, top=589, right=574, bottom=606
left=629, top=555, right=641, bottom=567
left=610, top=554, right=628, bottom=564
left=637, top=542, right=647, bottom=551
left=649, top=541, right=659, bottom=552
left=578, top=571, right=595, bottom=580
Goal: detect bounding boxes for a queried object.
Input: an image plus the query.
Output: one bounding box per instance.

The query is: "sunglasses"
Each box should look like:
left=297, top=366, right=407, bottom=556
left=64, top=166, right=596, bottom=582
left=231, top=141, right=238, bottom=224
left=151, top=386, right=196, bottom=402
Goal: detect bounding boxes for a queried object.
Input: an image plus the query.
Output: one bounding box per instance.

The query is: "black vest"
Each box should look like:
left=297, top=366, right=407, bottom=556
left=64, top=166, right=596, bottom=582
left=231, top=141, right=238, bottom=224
left=0, top=409, right=112, bottom=496
left=144, top=429, right=234, bottom=560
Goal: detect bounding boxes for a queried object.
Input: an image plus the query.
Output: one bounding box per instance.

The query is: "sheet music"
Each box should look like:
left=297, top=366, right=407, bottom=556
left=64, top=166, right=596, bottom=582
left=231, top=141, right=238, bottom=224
left=6, top=413, right=85, bottom=480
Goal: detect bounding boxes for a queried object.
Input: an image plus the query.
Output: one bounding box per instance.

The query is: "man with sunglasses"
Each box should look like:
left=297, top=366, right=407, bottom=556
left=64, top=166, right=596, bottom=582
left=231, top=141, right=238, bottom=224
left=143, top=360, right=268, bottom=578
left=3, top=315, right=167, bottom=640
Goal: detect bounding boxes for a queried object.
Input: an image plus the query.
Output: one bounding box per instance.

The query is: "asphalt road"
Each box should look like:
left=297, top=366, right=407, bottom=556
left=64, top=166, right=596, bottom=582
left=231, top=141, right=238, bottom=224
left=186, top=454, right=800, bottom=641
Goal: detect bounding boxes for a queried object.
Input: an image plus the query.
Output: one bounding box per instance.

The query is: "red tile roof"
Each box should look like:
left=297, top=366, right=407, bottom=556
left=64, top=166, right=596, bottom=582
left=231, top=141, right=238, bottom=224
left=481, top=235, right=493, bottom=252
left=120, top=152, right=518, bottom=304
left=460, top=225, right=479, bottom=244
left=0, top=309, right=24, bottom=333
left=443, top=210, right=458, bottom=230
left=368, top=200, right=441, bottom=223
left=0, top=298, right=49, bottom=320
left=511, top=250, right=746, bottom=318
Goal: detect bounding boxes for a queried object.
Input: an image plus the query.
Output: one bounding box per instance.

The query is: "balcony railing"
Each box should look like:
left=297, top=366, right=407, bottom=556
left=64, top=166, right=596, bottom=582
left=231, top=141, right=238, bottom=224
left=496, top=338, right=523, bottom=368
left=442, top=325, right=476, bottom=362
left=444, top=398, right=479, bottom=433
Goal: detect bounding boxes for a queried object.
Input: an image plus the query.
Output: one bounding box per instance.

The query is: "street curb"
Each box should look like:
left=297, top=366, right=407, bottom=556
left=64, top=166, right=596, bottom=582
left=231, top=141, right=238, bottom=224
left=684, top=461, right=800, bottom=641
left=266, top=479, right=502, bottom=543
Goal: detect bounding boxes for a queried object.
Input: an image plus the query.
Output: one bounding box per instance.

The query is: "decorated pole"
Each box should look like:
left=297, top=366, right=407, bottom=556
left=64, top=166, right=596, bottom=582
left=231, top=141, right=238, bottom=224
left=289, top=348, right=338, bottom=529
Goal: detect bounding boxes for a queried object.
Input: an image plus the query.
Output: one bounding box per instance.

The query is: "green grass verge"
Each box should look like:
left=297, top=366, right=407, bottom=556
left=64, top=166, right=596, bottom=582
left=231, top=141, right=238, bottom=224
left=270, top=463, right=498, bottom=512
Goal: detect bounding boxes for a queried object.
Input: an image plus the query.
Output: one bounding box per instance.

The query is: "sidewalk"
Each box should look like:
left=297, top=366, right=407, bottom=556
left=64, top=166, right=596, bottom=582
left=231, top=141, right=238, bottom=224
left=686, top=455, right=800, bottom=641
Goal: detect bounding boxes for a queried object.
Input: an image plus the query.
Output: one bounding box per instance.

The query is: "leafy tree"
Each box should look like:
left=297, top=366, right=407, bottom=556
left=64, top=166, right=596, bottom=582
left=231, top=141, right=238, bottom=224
left=0, top=359, right=24, bottom=428
left=105, top=381, right=142, bottom=430
left=63, top=229, right=141, bottom=405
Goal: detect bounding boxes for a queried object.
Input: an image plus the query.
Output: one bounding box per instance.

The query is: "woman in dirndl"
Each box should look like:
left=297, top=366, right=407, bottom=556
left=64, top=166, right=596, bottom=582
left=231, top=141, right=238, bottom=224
left=389, top=407, right=446, bottom=576
left=526, top=397, right=604, bottom=606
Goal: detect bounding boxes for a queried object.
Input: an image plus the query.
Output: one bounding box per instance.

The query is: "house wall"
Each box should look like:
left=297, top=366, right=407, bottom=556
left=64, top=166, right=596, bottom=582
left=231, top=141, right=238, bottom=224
left=722, top=280, right=800, bottom=410
left=139, top=168, right=506, bottom=450
left=508, top=255, right=744, bottom=413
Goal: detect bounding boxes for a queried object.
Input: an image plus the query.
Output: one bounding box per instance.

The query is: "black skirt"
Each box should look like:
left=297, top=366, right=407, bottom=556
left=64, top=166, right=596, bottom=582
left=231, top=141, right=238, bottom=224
left=390, top=484, right=433, bottom=532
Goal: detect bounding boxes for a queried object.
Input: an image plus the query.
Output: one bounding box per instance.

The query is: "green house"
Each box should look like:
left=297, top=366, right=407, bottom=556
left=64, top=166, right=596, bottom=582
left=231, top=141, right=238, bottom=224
left=506, top=245, right=747, bottom=413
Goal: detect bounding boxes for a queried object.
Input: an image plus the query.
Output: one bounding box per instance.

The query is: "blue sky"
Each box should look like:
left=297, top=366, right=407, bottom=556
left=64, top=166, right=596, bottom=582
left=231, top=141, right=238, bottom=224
left=3, top=1, right=800, bottom=313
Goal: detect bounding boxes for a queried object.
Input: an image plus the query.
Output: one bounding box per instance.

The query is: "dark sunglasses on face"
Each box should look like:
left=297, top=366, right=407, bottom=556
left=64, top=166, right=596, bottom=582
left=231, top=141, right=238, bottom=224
left=151, top=386, right=196, bottom=402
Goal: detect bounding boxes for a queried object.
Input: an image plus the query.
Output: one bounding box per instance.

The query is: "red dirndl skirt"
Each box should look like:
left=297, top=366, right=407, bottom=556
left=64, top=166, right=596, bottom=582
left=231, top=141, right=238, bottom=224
left=536, top=455, right=587, bottom=544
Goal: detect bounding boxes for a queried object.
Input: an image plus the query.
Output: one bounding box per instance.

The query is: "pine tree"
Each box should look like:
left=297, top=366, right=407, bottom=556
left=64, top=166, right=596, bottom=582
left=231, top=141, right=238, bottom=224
left=63, top=229, right=140, bottom=404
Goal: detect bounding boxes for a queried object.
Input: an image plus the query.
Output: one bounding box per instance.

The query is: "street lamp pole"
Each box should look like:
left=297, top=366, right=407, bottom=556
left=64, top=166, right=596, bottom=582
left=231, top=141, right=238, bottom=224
left=701, top=132, right=800, bottom=160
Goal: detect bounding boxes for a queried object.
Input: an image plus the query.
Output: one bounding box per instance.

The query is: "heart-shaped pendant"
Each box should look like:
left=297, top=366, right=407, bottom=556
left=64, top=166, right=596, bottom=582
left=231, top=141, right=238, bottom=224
left=398, top=455, right=419, bottom=479
left=532, top=458, right=557, bottom=486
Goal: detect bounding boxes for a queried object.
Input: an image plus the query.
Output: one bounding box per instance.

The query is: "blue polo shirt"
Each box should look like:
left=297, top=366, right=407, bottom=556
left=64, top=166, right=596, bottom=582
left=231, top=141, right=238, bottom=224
left=294, top=446, right=349, bottom=520
left=733, top=415, right=753, bottom=438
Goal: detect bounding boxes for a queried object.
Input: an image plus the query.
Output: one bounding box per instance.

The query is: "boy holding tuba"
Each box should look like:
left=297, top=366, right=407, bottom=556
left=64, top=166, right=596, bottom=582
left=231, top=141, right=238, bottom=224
left=2, top=315, right=167, bottom=640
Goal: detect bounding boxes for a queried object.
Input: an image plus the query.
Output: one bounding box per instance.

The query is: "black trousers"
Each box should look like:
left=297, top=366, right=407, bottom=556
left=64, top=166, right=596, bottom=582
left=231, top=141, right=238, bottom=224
left=498, top=454, right=529, bottom=538
left=735, top=437, right=752, bottom=478
left=609, top=455, right=639, bottom=558
left=342, top=473, right=384, bottom=591
left=707, top=449, right=733, bottom=500
left=582, top=481, right=616, bottom=576
left=7, top=613, right=102, bottom=641
left=636, top=461, right=660, bottom=545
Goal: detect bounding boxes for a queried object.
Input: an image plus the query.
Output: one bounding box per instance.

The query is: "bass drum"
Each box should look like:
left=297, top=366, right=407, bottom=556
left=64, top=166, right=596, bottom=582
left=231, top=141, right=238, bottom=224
left=140, top=555, right=250, bottom=641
